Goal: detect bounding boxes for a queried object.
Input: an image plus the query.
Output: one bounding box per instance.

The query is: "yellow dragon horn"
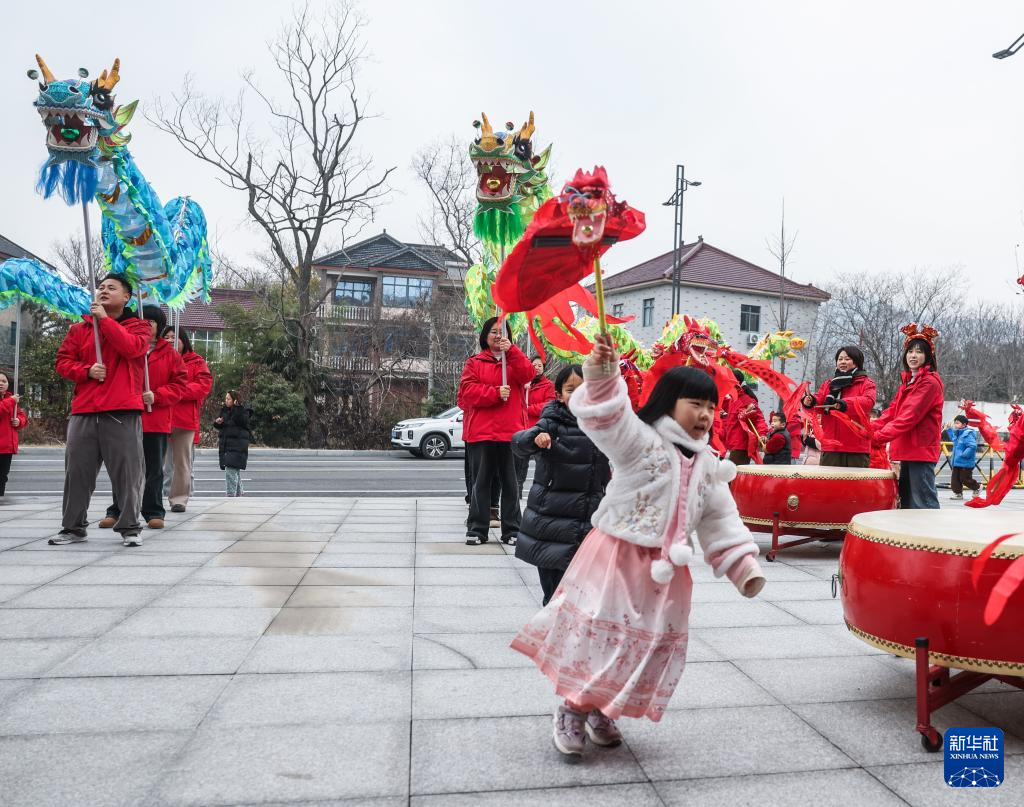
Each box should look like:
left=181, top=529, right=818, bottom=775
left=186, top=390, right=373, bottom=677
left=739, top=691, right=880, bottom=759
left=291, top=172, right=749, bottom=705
left=34, top=54, right=56, bottom=85
left=519, top=111, right=535, bottom=141
left=96, top=58, right=121, bottom=92
left=478, top=112, right=498, bottom=149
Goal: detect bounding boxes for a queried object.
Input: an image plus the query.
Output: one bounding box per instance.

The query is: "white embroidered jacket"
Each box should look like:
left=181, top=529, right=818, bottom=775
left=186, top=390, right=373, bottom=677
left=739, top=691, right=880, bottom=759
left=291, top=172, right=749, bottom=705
left=569, top=370, right=759, bottom=582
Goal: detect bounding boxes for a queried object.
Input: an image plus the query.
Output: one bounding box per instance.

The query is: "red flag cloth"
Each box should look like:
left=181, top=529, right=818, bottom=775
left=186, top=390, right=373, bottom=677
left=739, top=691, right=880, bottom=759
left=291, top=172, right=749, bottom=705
left=493, top=167, right=645, bottom=313
left=966, top=415, right=1023, bottom=509
left=959, top=400, right=1005, bottom=453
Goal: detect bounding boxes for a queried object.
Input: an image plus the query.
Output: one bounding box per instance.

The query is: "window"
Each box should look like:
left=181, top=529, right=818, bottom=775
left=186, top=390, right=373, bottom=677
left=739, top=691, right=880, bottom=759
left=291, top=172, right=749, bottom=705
left=384, top=326, right=429, bottom=358
left=740, top=304, right=761, bottom=332
left=334, top=279, right=373, bottom=306
left=192, top=329, right=227, bottom=359
left=612, top=303, right=624, bottom=319
left=642, top=298, right=655, bottom=328
left=382, top=276, right=433, bottom=308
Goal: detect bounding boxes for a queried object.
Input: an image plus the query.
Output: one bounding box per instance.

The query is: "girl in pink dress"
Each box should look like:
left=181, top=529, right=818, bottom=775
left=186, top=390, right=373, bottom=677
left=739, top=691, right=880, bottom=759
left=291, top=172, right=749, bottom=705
left=511, top=333, right=766, bottom=757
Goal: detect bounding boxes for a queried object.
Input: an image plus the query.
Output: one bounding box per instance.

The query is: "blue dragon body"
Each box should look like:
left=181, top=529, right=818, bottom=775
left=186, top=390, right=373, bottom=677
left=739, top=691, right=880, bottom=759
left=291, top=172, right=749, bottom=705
left=0, top=55, right=210, bottom=320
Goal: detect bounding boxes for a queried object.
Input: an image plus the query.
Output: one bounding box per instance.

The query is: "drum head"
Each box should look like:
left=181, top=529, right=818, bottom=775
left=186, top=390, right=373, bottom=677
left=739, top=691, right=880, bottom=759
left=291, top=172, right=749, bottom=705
left=735, top=465, right=897, bottom=481
left=849, top=510, right=1024, bottom=557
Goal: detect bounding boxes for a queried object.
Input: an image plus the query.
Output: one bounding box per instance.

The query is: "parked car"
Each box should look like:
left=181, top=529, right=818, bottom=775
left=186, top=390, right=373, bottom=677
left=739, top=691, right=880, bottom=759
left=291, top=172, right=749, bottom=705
left=391, top=406, right=465, bottom=459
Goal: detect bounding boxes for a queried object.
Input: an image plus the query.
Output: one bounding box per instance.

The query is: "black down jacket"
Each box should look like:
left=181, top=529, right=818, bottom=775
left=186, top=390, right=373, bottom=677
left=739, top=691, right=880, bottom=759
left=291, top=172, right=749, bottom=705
left=512, top=399, right=611, bottom=571
left=215, top=404, right=252, bottom=470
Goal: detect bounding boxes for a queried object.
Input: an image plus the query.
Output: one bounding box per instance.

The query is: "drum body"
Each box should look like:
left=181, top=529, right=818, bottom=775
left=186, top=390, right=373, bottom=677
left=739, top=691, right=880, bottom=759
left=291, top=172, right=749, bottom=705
left=732, top=465, right=898, bottom=537
left=840, top=510, right=1024, bottom=675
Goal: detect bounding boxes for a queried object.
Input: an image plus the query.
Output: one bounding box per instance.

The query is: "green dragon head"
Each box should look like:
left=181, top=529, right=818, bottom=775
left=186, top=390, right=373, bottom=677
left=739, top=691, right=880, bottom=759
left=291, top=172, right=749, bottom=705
left=469, top=112, right=551, bottom=247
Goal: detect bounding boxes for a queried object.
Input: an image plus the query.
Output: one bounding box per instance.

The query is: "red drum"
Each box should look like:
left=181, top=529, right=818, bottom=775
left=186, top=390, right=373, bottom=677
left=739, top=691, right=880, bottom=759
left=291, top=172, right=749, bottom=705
left=841, top=509, right=1024, bottom=676
left=732, top=465, right=898, bottom=540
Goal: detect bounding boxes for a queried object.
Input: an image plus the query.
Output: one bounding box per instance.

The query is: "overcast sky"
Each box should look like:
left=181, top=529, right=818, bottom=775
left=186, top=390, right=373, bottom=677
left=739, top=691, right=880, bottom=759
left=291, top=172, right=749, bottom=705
left=3, top=1, right=1024, bottom=304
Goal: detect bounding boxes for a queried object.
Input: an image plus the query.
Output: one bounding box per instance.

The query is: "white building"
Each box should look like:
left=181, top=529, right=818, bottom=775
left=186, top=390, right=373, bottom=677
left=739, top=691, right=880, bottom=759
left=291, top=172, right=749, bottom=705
left=600, top=237, right=830, bottom=413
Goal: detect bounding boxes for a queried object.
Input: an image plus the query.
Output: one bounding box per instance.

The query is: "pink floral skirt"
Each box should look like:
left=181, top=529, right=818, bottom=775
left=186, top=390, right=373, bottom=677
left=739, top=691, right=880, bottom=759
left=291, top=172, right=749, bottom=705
left=511, top=528, right=692, bottom=722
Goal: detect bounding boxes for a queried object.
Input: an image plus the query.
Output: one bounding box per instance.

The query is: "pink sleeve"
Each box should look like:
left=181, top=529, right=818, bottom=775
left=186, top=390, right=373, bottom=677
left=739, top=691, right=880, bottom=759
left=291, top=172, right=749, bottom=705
left=574, top=373, right=625, bottom=431
left=725, top=554, right=759, bottom=587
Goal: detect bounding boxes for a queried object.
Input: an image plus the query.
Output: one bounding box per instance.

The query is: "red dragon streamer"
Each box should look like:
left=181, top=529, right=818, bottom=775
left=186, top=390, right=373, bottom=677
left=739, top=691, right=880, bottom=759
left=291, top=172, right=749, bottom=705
left=966, top=405, right=1023, bottom=509
left=959, top=400, right=1005, bottom=453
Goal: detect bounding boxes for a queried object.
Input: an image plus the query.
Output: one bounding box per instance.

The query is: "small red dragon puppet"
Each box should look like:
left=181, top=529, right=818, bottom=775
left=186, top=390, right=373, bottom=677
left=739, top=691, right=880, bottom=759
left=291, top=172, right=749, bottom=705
left=959, top=400, right=1005, bottom=453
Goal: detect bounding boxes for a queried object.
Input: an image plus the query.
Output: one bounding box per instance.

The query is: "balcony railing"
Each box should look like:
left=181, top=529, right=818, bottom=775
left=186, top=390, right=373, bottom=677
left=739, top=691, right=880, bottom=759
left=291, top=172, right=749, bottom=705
left=316, top=302, right=471, bottom=331
left=317, top=303, right=374, bottom=321
left=315, top=355, right=465, bottom=378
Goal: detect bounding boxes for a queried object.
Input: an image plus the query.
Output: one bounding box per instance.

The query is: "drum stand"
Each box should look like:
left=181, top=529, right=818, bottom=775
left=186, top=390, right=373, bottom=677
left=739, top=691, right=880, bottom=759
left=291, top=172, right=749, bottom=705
left=914, top=636, right=1024, bottom=752
left=764, top=512, right=843, bottom=562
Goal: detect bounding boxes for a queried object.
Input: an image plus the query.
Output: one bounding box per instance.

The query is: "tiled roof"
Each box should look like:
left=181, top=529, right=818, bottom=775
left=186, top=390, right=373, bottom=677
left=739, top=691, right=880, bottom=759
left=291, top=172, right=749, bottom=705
left=165, top=288, right=258, bottom=332
left=601, top=239, right=830, bottom=302
left=0, top=232, right=52, bottom=267
left=315, top=232, right=463, bottom=274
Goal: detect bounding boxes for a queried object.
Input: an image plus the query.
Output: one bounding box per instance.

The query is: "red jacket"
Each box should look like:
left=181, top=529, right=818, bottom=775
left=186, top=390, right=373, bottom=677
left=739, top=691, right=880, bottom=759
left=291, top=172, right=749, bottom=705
left=722, top=389, right=767, bottom=451
left=457, top=345, right=535, bottom=442
left=141, top=340, right=188, bottom=434
left=872, top=367, right=945, bottom=462
left=803, top=372, right=877, bottom=454
left=56, top=314, right=151, bottom=414
left=0, top=392, right=27, bottom=454
left=170, top=351, right=214, bottom=435
left=787, top=418, right=803, bottom=459
left=525, top=374, right=556, bottom=426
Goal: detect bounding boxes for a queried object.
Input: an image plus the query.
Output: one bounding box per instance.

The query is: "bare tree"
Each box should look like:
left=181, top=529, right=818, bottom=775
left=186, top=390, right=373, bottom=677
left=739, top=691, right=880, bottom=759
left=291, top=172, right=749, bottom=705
left=50, top=233, right=103, bottom=288
left=151, top=2, right=393, bottom=442
left=765, top=200, right=798, bottom=406
left=412, top=136, right=480, bottom=274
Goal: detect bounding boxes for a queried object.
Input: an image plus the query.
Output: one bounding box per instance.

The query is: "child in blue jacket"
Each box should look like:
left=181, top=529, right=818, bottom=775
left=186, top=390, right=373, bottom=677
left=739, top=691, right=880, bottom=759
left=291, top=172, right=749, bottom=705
left=948, top=414, right=980, bottom=500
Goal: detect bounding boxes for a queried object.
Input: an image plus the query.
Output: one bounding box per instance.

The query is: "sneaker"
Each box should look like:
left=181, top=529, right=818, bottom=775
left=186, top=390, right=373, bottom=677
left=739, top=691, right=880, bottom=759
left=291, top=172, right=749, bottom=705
left=122, top=534, right=143, bottom=547
left=98, top=517, right=117, bottom=529
left=48, top=529, right=87, bottom=545
left=552, top=705, right=586, bottom=757
left=585, top=709, right=623, bottom=747
left=465, top=534, right=490, bottom=546
left=170, top=504, right=186, bottom=513
left=146, top=518, right=165, bottom=529
left=489, top=507, right=500, bottom=528
left=948, top=493, right=963, bottom=500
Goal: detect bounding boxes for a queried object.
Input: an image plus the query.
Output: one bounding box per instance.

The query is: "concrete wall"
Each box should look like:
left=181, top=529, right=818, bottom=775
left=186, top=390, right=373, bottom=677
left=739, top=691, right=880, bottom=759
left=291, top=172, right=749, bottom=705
left=604, top=281, right=824, bottom=415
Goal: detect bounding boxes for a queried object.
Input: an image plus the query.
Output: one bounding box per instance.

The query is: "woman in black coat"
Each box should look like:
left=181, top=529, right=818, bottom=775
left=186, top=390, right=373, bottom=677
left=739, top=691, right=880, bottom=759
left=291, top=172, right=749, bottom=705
left=512, top=365, right=612, bottom=605
left=214, top=390, right=251, bottom=497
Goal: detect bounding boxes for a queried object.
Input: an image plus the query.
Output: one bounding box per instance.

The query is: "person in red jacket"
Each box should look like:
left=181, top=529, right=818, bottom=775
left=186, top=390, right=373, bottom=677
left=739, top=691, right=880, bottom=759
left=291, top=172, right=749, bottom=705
left=100, top=306, right=186, bottom=530
left=871, top=324, right=944, bottom=509
left=801, top=346, right=877, bottom=467
left=722, top=370, right=767, bottom=465
left=457, top=316, right=535, bottom=545
left=0, top=371, right=27, bottom=499
left=514, top=356, right=557, bottom=497
left=50, top=273, right=152, bottom=546
left=160, top=326, right=213, bottom=513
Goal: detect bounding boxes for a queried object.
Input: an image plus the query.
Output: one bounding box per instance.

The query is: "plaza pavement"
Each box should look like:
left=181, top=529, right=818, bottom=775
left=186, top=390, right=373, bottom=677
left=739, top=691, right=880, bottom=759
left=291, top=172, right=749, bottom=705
left=0, top=492, right=1021, bottom=806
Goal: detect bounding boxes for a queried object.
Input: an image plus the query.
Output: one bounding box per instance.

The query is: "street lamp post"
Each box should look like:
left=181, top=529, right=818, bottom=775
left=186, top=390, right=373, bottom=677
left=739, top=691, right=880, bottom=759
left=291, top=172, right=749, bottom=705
left=993, top=33, right=1024, bottom=59
left=662, top=165, right=701, bottom=315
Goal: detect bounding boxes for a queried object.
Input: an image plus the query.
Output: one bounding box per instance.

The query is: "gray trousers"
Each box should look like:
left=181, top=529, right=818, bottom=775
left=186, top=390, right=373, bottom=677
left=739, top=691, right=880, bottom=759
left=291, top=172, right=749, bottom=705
left=898, top=460, right=940, bottom=510
left=63, top=412, right=144, bottom=536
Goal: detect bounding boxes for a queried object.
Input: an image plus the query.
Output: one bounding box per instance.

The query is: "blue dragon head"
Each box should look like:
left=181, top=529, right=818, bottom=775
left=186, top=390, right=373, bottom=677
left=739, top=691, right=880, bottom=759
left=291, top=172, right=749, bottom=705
left=29, top=54, right=136, bottom=204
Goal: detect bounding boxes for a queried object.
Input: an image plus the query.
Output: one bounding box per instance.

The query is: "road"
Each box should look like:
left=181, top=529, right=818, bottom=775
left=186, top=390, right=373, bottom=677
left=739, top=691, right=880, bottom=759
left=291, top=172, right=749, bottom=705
left=3, top=447, right=500, bottom=498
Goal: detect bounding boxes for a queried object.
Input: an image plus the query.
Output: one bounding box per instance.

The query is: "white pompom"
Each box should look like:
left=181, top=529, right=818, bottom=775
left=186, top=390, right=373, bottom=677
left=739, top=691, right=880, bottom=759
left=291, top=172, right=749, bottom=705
left=669, top=542, right=693, bottom=566
left=717, top=459, right=737, bottom=483
left=651, top=558, right=675, bottom=583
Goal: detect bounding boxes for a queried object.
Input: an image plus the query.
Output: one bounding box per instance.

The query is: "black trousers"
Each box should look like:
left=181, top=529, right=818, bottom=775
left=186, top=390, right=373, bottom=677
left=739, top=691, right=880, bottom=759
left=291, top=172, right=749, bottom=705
left=538, top=567, right=565, bottom=606
left=108, top=432, right=167, bottom=521
left=464, top=449, right=501, bottom=508
left=466, top=441, right=521, bottom=540
left=0, top=453, right=12, bottom=496
left=514, top=454, right=530, bottom=500
left=820, top=451, right=870, bottom=468
left=950, top=466, right=980, bottom=494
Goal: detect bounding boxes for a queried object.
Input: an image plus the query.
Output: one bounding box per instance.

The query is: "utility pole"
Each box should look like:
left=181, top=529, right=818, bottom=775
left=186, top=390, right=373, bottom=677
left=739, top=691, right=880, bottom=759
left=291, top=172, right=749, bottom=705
left=662, top=165, right=702, bottom=315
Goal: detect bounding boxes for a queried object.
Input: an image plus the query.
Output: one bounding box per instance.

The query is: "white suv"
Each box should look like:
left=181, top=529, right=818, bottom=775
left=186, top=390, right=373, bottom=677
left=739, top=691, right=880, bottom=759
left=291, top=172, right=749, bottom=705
left=391, top=406, right=465, bottom=459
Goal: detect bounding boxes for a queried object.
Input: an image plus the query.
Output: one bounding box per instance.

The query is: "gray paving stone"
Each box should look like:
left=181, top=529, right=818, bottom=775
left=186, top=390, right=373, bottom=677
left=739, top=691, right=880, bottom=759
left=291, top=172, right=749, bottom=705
left=48, top=636, right=257, bottom=677
left=239, top=634, right=411, bottom=673
left=413, top=584, right=537, bottom=608
left=0, top=565, right=79, bottom=584
left=153, top=722, right=409, bottom=804
left=688, top=601, right=800, bottom=628
left=736, top=655, right=914, bottom=703
left=414, top=567, right=523, bottom=586
left=0, top=730, right=190, bottom=807
left=96, top=551, right=218, bottom=566
left=654, top=768, right=907, bottom=806
left=0, top=585, right=34, bottom=603
left=224, top=540, right=327, bottom=553
left=129, top=539, right=238, bottom=552
left=413, top=632, right=535, bottom=670
left=206, top=671, right=411, bottom=726
left=664, top=661, right=778, bottom=711
left=236, top=531, right=335, bottom=542
left=0, top=549, right=110, bottom=565
left=288, top=585, right=414, bottom=607
left=153, top=585, right=294, bottom=608
left=868, top=756, right=1024, bottom=806
left=415, top=554, right=517, bottom=568
left=312, top=553, right=415, bottom=568
left=212, top=552, right=319, bottom=568
left=0, top=674, right=229, bottom=735
left=959, top=691, right=1024, bottom=742
left=5, top=583, right=168, bottom=609
left=301, top=568, right=414, bottom=586
left=53, top=565, right=196, bottom=585
left=185, top=566, right=307, bottom=586
left=266, top=606, right=413, bottom=635
left=0, top=678, right=31, bottom=707
left=321, top=540, right=415, bottom=554
left=627, top=705, right=856, bottom=780
left=3, top=637, right=90, bottom=679
left=413, top=667, right=556, bottom=719
left=758, top=580, right=836, bottom=600
left=415, top=605, right=540, bottom=634
left=699, top=624, right=884, bottom=660
left=792, top=697, right=1024, bottom=766
left=773, top=598, right=847, bottom=624
left=106, top=606, right=279, bottom=638
left=0, top=607, right=128, bottom=639
left=412, top=783, right=666, bottom=807
left=411, top=715, right=646, bottom=795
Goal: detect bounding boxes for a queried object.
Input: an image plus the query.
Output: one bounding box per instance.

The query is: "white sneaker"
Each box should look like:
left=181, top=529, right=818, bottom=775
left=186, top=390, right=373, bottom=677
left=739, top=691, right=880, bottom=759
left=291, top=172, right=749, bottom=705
left=552, top=705, right=586, bottom=757
left=948, top=493, right=963, bottom=500
left=122, top=534, right=143, bottom=547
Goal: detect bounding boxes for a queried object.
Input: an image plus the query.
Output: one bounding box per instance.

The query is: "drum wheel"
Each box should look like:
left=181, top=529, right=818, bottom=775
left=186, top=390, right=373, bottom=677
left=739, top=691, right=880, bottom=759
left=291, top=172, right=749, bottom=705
left=765, top=551, right=777, bottom=562
left=920, top=731, right=943, bottom=753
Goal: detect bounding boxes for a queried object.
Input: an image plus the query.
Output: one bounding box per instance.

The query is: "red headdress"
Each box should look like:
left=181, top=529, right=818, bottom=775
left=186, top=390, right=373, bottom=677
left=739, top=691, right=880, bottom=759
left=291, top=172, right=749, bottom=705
left=900, top=322, right=939, bottom=350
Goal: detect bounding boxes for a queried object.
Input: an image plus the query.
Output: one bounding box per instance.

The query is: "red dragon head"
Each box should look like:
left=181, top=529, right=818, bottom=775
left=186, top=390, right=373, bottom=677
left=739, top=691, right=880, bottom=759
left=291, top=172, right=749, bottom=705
left=650, top=315, right=720, bottom=367
left=564, top=166, right=612, bottom=249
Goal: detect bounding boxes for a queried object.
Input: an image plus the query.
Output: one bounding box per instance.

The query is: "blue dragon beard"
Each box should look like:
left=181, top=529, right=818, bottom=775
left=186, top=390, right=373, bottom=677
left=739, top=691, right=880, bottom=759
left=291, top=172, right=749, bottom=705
left=36, top=158, right=99, bottom=206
